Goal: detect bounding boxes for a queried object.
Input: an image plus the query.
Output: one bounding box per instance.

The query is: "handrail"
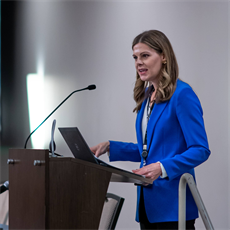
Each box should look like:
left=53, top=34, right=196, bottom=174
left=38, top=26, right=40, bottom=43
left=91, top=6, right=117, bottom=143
left=178, top=173, right=214, bottom=230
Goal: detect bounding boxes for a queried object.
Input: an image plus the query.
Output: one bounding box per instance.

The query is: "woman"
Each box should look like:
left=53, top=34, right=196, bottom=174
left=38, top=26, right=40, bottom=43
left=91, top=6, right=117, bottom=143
left=91, top=30, right=210, bottom=229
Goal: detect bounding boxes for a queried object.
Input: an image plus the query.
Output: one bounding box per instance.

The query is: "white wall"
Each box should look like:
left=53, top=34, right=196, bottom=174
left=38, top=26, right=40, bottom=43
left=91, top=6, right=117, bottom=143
left=16, top=1, right=229, bottom=229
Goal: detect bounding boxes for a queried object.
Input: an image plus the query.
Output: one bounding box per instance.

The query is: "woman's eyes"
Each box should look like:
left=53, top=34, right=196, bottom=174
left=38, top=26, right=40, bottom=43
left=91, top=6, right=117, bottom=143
left=133, top=54, right=150, bottom=60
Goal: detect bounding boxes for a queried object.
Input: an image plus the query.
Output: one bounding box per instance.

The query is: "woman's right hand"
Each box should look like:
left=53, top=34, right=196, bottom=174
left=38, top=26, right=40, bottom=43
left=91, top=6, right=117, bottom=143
left=90, top=141, right=110, bottom=158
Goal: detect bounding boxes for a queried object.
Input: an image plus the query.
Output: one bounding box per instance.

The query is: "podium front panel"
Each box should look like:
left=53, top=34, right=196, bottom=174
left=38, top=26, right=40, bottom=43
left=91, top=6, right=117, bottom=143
left=9, top=149, right=49, bottom=229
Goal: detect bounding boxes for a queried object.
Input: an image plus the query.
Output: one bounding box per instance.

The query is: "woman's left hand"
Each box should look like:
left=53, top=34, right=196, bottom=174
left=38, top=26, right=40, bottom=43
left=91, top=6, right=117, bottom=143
left=132, top=162, right=162, bottom=181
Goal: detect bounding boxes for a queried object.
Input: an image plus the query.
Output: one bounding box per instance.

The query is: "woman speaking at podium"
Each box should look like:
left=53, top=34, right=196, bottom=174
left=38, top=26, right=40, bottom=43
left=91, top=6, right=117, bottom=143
left=90, top=30, right=210, bottom=230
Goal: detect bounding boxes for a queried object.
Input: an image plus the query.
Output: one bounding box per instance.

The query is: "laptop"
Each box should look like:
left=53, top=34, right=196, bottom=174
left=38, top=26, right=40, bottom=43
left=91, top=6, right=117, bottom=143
left=58, top=127, right=144, bottom=178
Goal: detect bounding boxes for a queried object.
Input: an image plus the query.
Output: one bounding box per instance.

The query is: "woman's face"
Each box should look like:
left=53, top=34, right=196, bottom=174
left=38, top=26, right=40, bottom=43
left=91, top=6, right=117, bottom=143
left=132, top=43, right=165, bottom=86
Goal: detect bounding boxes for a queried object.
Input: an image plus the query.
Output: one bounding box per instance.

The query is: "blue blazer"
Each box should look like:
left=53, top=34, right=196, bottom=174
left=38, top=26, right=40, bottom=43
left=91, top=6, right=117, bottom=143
left=109, top=79, right=210, bottom=223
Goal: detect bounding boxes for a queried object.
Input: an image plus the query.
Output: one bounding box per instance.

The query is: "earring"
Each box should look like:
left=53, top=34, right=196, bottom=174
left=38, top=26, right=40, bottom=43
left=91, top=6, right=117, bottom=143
left=163, top=61, right=167, bottom=65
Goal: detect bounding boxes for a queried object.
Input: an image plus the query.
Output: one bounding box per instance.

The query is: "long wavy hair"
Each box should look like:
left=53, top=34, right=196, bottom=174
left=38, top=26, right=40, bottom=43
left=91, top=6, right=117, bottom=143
left=132, top=30, right=179, bottom=113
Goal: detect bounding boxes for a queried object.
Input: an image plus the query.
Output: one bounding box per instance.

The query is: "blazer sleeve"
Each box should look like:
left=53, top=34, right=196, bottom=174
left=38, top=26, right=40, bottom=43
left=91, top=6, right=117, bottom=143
left=109, top=141, right=141, bottom=162
left=160, top=87, right=211, bottom=180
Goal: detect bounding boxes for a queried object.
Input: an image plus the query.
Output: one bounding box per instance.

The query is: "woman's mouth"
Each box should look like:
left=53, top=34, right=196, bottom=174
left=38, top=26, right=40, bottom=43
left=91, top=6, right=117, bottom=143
left=139, top=69, right=148, bottom=75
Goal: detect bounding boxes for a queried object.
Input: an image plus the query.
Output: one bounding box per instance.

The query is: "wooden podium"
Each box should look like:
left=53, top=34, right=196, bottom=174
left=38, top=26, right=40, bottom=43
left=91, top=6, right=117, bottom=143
left=8, top=149, right=152, bottom=229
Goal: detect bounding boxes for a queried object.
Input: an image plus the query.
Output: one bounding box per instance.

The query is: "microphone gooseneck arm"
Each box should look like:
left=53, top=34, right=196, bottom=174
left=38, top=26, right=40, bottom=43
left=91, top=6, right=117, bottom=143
left=24, top=85, right=96, bottom=149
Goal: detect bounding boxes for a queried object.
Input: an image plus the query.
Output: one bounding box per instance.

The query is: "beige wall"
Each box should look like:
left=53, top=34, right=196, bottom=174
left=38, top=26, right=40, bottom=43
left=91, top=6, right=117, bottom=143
left=14, top=1, right=229, bottom=229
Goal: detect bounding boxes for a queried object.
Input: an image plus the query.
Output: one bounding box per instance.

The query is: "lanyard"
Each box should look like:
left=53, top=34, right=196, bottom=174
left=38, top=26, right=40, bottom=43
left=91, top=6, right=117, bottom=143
left=142, top=97, right=155, bottom=166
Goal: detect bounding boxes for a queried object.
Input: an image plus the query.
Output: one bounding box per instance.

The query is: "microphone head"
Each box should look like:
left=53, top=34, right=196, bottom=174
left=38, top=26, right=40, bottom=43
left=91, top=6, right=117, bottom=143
left=88, top=84, right=96, bottom=90
left=3, top=181, right=9, bottom=189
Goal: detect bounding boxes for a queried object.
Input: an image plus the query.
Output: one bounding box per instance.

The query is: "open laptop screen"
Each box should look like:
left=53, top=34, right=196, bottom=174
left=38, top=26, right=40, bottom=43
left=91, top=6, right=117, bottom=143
left=59, top=127, right=98, bottom=164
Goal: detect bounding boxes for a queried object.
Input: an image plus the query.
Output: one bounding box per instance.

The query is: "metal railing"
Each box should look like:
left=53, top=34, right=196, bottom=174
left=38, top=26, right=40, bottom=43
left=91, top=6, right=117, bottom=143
left=178, top=173, right=214, bottom=230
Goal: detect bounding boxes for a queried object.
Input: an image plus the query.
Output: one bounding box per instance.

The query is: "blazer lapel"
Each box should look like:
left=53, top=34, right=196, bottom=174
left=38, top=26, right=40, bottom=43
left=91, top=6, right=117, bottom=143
left=147, top=101, right=169, bottom=149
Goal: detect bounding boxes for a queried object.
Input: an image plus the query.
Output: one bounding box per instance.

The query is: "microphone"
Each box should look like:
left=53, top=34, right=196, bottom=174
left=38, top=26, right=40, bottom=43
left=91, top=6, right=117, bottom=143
left=49, top=119, right=56, bottom=157
left=88, top=85, right=96, bottom=90
left=0, top=181, right=9, bottom=194
left=24, top=84, right=96, bottom=149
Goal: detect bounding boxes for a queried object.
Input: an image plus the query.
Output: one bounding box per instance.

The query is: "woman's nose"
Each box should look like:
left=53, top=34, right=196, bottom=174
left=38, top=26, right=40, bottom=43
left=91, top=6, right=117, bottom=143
left=136, top=57, right=143, bottom=65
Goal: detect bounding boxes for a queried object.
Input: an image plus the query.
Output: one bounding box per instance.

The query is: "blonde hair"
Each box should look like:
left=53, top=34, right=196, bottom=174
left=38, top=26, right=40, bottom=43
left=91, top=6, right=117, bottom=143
left=132, top=30, right=179, bottom=112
